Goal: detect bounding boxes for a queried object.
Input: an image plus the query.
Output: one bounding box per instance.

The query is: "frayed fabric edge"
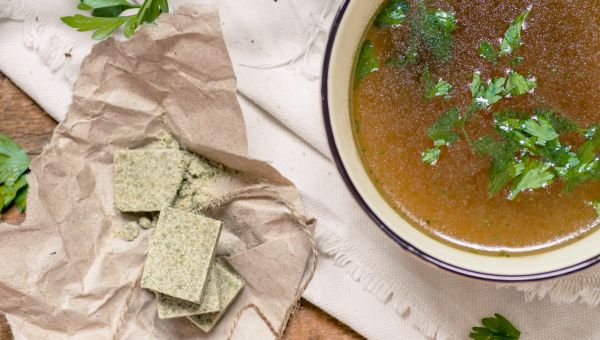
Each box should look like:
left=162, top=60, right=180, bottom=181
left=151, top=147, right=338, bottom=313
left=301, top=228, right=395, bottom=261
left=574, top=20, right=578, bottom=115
left=500, top=276, right=600, bottom=307
left=316, top=227, right=457, bottom=340
left=1, top=0, right=87, bottom=85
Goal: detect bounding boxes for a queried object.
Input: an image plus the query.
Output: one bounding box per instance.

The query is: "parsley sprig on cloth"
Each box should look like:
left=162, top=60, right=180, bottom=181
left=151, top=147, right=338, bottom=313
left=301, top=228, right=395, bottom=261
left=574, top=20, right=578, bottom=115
left=62, top=0, right=169, bottom=40
left=470, top=313, right=521, bottom=340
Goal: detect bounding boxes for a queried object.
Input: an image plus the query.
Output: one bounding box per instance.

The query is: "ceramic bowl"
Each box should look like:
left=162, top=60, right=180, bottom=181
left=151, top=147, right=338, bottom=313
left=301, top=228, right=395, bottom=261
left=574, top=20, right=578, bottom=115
left=321, top=0, right=600, bottom=281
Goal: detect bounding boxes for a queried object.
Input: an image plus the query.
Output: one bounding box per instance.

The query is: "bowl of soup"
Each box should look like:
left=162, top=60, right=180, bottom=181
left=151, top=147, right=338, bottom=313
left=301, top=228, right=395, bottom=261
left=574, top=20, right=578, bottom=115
left=322, top=0, right=600, bottom=281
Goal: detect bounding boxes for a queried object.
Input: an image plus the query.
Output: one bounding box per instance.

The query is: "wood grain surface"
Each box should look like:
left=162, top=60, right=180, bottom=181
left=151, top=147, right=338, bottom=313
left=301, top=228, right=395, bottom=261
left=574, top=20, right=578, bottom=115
left=0, top=73, right=363, bottom=340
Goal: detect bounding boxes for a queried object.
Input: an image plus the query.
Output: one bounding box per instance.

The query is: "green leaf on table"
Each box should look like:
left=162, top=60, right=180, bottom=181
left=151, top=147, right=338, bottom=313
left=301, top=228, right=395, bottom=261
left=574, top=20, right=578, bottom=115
left=505, top=70, right=536, bottom=96
left=0, top=175, right=28, bottom=212
left=0, top=134, right=30, bottom=213
left=375, top=0, right=409, bottom=27
left=470, top=313, right=521, bottom=340
left=478, top=41, right=499, bottom=64
left=14, top=186, right=28, bottom=213
left=355, top=41, right=380, bottom=84
left=422, top=65, right=452, bottom=99
left=0, top=134, right=30, bottom=188
left=500, top=9, right=530, bottom=56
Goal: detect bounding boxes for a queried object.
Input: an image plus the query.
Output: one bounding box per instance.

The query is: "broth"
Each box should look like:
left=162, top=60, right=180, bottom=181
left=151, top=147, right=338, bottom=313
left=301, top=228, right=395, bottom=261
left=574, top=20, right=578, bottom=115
left=352, top=0, right=600, bottom=254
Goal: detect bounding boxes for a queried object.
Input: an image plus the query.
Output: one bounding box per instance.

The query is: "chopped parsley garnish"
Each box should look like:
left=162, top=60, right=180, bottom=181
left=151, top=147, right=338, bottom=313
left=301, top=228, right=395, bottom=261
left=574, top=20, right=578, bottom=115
left=477, top=8, right=531, bottom=64
left=0, top=134, right=30, bottom=213
left=478, top=41, right=499, bottom=65
left=422, top=65, right=452, bottom=99
left=471, top=73, right=506, bottom=109
left=500, top=8, right=530, bottom=56
left=412, top=1, right=458, bottom=64
left=473, top=111, right=600, bottom=200
left=62, top=0, right=169, bottom=40
left=470, top=313, right=520, bottom=340
left=375, top=0, right=409, bottom=27
left=505, top=71, right=536, bottom=96
left=355, top=41, right=380, bottom=84
left=422, top=108, right=460, bottom=165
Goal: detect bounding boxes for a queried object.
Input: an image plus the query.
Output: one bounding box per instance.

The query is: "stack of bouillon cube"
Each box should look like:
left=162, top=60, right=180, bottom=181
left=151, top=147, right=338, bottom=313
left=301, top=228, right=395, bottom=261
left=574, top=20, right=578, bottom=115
left=114, top=148, right=244, bottom=332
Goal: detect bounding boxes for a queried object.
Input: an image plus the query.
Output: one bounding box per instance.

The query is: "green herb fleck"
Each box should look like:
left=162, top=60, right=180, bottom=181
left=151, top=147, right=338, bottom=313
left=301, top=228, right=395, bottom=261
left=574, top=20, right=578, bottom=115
left=478, top=41, right=499, bottom=64
left=422, top=65, right=452, bottom=99
left=508, top=158, right=554, bottom=200
left=505, top=71, right=536, bottom=96
left=422, top=147, right=441, bottom=165
left=508, top=56, right=525, bottom=66
left=0, top=134, right=30, bottom=214
left=500, top=8, right=530, bottom=56
left=375, top=0, right=409, bottom=27
left=355, top=41, right=380, bottom=84
left=411, top=1, right=458, bottom=64
left=470, top=313, right=520, bottom=340
left=593, top=200, right=600, bottom=217
left=422, top=108, right=460, bottom=165
left=472, top=73, right=506, bottom=108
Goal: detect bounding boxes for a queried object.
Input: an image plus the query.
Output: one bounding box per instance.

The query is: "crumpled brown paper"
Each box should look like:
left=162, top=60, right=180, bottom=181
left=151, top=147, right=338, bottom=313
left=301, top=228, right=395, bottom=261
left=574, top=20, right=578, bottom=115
left=0, top=5, right=315, bottom=339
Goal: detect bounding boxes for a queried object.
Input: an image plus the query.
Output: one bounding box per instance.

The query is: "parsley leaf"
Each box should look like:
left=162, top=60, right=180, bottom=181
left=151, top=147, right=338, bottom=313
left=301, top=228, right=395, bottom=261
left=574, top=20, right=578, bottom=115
left=478, top=41, right=499, bottom=64
left=422, top=147, right=441, bottom=165
left=508, top=56, right=525, bottom=66
left=375, top=0, right=409, bottom=27
left=0, top=134, right=30, bottom=213
left=536, top=109, right=580, bottom=133
left=412, top=1, right=458, bottom=64
left=505, top=70, right=536, bottom=96
left=80, top=0, right=140, bottom=18
left=470, top=313, right=521, bottom=340
left=430, top=9, right=457, bottom=32
left=474, top=136, right=522, bottom=196
left=422, top=108, right=460, bottom=165
left=422, top=65, right=452, bottom=99
left=522, top=115, right=558, bottom=146
left=355, top=41, right=380, bottom=84
left=62, top=0, right=169, bottom=40
left=427, top=107, right=460, bottom=143
left=472, top=73, right=506, bottom=108
left=509, top=158, right=555, bottom=199
left=500, top=9, right=530, bottom=56
left=61, top=15, right=130, bottom=40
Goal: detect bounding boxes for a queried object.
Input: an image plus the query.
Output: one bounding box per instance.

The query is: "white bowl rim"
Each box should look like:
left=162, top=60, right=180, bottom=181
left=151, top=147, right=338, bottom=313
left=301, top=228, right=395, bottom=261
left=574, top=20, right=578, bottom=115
left=321, top=0, right=600, bottom=282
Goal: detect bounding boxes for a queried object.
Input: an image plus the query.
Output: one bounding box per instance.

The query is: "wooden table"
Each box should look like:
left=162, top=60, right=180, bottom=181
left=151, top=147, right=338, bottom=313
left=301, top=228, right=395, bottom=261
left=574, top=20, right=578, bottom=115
left=0, top=73, right=363, bottom=340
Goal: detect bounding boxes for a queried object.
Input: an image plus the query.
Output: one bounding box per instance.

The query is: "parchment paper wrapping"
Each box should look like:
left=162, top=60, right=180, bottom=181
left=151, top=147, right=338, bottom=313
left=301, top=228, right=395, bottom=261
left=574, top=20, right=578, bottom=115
left=0, top=5, right=314, bottom=339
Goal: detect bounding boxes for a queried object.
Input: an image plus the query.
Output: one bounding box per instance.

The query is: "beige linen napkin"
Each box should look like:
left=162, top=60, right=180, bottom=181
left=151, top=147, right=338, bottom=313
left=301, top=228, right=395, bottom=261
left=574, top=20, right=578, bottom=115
left=0, top=5, right=314, bottom=339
